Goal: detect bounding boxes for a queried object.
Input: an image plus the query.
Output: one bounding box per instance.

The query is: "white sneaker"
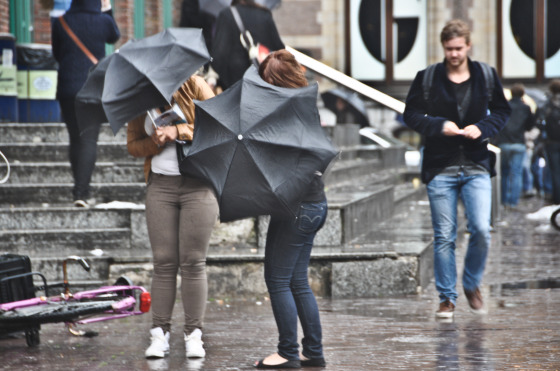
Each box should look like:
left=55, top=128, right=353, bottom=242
left=145, top=327, right=170, bottom=358
left=185, top=328, right=205, bottom=358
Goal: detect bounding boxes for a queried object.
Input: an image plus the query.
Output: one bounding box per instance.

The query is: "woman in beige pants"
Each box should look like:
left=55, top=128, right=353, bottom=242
left=127, top=75, right=218, bottom=359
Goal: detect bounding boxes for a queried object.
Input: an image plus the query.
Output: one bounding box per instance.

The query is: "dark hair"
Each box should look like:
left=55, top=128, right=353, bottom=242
left=259, top=49, right=308, bottom=88
left=510, top=83, right=525, bottom=98
left=440, top=19, right=471, bottom=45
left=549, top=79, right=560, bottom=95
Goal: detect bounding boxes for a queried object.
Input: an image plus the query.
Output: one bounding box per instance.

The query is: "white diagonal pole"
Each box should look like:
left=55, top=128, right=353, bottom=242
left=286, top=46, right=406, bottom=114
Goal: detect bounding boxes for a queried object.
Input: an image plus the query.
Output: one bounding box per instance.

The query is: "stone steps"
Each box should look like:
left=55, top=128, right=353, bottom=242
left=0, top=228, right=133, bottom=256
left=0, top=182, right=146, bottom=206
left=0, top=142, right=132, bottom=163
left=0, top=122, right=126, bottom=143
left=1, top=162, right=143, bottom=184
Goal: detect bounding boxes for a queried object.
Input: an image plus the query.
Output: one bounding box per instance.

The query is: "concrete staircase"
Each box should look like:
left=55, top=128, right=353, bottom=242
left=0, top=120, right=433, bottom=299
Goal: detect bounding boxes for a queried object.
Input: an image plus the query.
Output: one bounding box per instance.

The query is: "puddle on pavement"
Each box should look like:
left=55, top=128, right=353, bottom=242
left=490, top=277, right=560, bottom=292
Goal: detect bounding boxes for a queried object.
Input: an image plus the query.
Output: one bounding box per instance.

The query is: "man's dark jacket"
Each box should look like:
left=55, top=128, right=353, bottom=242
left=494, top=97, right=535, bottom=145
left=211, top=5, right=284, bottom=89
left=51, top=0, right=120, bottom=99
left=403, top=59, right=511, bottom=184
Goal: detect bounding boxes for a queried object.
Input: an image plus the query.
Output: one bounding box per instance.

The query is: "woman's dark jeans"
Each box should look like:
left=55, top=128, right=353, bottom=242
left=59, top=98, right=100, bottom=201
left=264, top=199, right=327, bottom=361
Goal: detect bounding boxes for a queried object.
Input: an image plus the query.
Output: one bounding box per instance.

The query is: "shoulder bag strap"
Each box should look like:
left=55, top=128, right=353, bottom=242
left=230, top=6, right=258, bottom=66
left=422, top=63, right=437, bottom=102
left=476, top=61, right=494, bottom=103
left=58, top=16, right=98, bottom=64
left=230, top=6, right=245, bottom=33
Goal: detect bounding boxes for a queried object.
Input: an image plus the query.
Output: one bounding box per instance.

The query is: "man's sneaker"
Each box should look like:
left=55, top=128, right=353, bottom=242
left=436, top=299, right=455, bottom=318
left=464, top=288, right=486, bottom=314
left=73, top=199, right=89, bottom=208
left=185, top=328, right=205, bottom=358
left=145, top=327, right=170, bottom=358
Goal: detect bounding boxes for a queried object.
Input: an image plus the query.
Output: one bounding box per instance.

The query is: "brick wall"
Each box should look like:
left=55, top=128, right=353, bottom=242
left=34, top=2, right=53, bottom=45
left=0, top=0, right=9, bottom=33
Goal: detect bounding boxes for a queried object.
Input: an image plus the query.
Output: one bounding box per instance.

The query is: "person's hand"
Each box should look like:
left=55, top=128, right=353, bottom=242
left=151, top=126, right=178, bottom=146
left=442, top=121, right=464, bottom=136
left=462, top=124, right=481, bottom=140
left=101, top=0, right=112, bottom=12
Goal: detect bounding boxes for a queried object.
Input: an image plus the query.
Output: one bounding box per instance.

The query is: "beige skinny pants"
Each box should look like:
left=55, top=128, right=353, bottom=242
left=145, top=172, right=218, bottom=335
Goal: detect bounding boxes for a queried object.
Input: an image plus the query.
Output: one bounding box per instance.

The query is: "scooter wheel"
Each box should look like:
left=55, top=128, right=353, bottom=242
left=551, top=207, right=560, bottom=231
left=25, top=326, right=40, bottom=347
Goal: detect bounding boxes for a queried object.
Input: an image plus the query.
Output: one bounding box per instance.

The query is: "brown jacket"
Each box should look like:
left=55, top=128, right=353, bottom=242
left=127, top=75, right=215, bottom=182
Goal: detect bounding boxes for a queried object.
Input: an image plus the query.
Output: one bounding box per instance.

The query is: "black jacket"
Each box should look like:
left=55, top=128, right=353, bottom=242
left=403, top=59, right=511, bottom=183
left=211, top=5, right=284, bottom=89
left=52, top=0, right=120, bottom=99
left=537, top=96, right=560, bottom=142
left=494, top=97, right=535, bottom=145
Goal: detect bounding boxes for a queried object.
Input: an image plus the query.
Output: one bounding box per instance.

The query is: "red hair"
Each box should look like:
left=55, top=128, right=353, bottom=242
left=258, top=49, right=308, bottom=89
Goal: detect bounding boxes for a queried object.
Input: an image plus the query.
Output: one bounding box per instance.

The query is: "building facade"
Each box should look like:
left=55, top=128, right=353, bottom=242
left=1, top=0, right=558, bottom=88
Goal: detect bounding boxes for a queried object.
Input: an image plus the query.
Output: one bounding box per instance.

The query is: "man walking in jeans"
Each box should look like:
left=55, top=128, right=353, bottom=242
left=403, top=19, right=510, bottom=318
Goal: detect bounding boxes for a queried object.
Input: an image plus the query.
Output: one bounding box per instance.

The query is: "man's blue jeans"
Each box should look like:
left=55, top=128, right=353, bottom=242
left=426, top=173, right=492, bottom=305
left=500, top=143, right=526, bottom=206
left=264, top=200, right=327, bottom=361
left=545, top=142, right=560, bottom=204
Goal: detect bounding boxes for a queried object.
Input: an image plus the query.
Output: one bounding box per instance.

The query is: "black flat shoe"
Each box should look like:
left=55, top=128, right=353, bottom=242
left=254, top=359, right=301, bottom=369
left=300, top=357, right=326, bottom=367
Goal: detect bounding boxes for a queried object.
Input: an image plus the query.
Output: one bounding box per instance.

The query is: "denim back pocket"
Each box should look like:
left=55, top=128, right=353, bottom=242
left=297, top=202, right=327, bottom=233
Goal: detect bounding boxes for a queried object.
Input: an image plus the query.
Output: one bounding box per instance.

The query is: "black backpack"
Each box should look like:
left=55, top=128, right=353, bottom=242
left=542, top=101, right=560, bottom=141
left=422, top=61, right=495, bottom=103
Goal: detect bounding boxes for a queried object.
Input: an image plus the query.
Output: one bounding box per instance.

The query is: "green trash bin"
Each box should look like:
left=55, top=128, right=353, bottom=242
left=16, top=43, right=60, bottom=122
left=0, top=33, right=18, bottom=122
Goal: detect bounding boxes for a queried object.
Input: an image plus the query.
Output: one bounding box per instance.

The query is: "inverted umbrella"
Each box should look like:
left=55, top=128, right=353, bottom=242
left=179, top=66, right=339, bottom=222
left=321, top=88, right=369, bottom=127
left=74, top=39, right=136, bottom=131
left=76, top=28, right=211, bottom=135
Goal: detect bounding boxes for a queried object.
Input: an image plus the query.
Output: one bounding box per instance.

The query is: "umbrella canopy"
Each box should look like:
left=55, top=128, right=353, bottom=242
left=255, top=0, right=281, bottom=10
left=199, top=0, right=281, bottom=17
left=321, top=88, right=369, bottom=127
left=180, top=66, right=339, bottom=222
left=76, top=28, right=211, bottom=135
left=199, top=0, right=230, bottom=17
left=75, top=40, right=136, bottom=130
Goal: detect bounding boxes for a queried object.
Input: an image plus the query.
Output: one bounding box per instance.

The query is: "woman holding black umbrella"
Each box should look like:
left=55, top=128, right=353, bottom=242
left=127, top=75, right=219, bottom=360
left=254, top=49, right=327, bottom=369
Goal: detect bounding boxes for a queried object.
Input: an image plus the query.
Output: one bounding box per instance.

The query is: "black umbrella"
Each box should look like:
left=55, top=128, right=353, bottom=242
left=198, top=0, right=230, bottom=17
left=255, top=0, right=281, bottom=10
left=179, top=66, right=339, bottom=222
left=198, top=0, right=280, bottom=17
left=321, top=88, right=369, bottom=127
left=74, top=39, right=136, bottom=131
left=76, top=28, right=211, bottom=135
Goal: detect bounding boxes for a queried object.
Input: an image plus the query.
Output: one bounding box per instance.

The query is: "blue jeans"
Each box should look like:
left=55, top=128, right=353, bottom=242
left=426, top=173, right=492, bottom=305
left=522, top=148, right=534, bottom=193
left=545, top=142, right=560, bottom=204
left=500, top=143, right=526, bottom=206
left=264, top=199, right=327, bottom=361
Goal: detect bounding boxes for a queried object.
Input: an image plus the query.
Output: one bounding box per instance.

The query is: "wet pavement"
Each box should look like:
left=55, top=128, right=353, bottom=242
left=1, top=197, right=559, bottom=370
